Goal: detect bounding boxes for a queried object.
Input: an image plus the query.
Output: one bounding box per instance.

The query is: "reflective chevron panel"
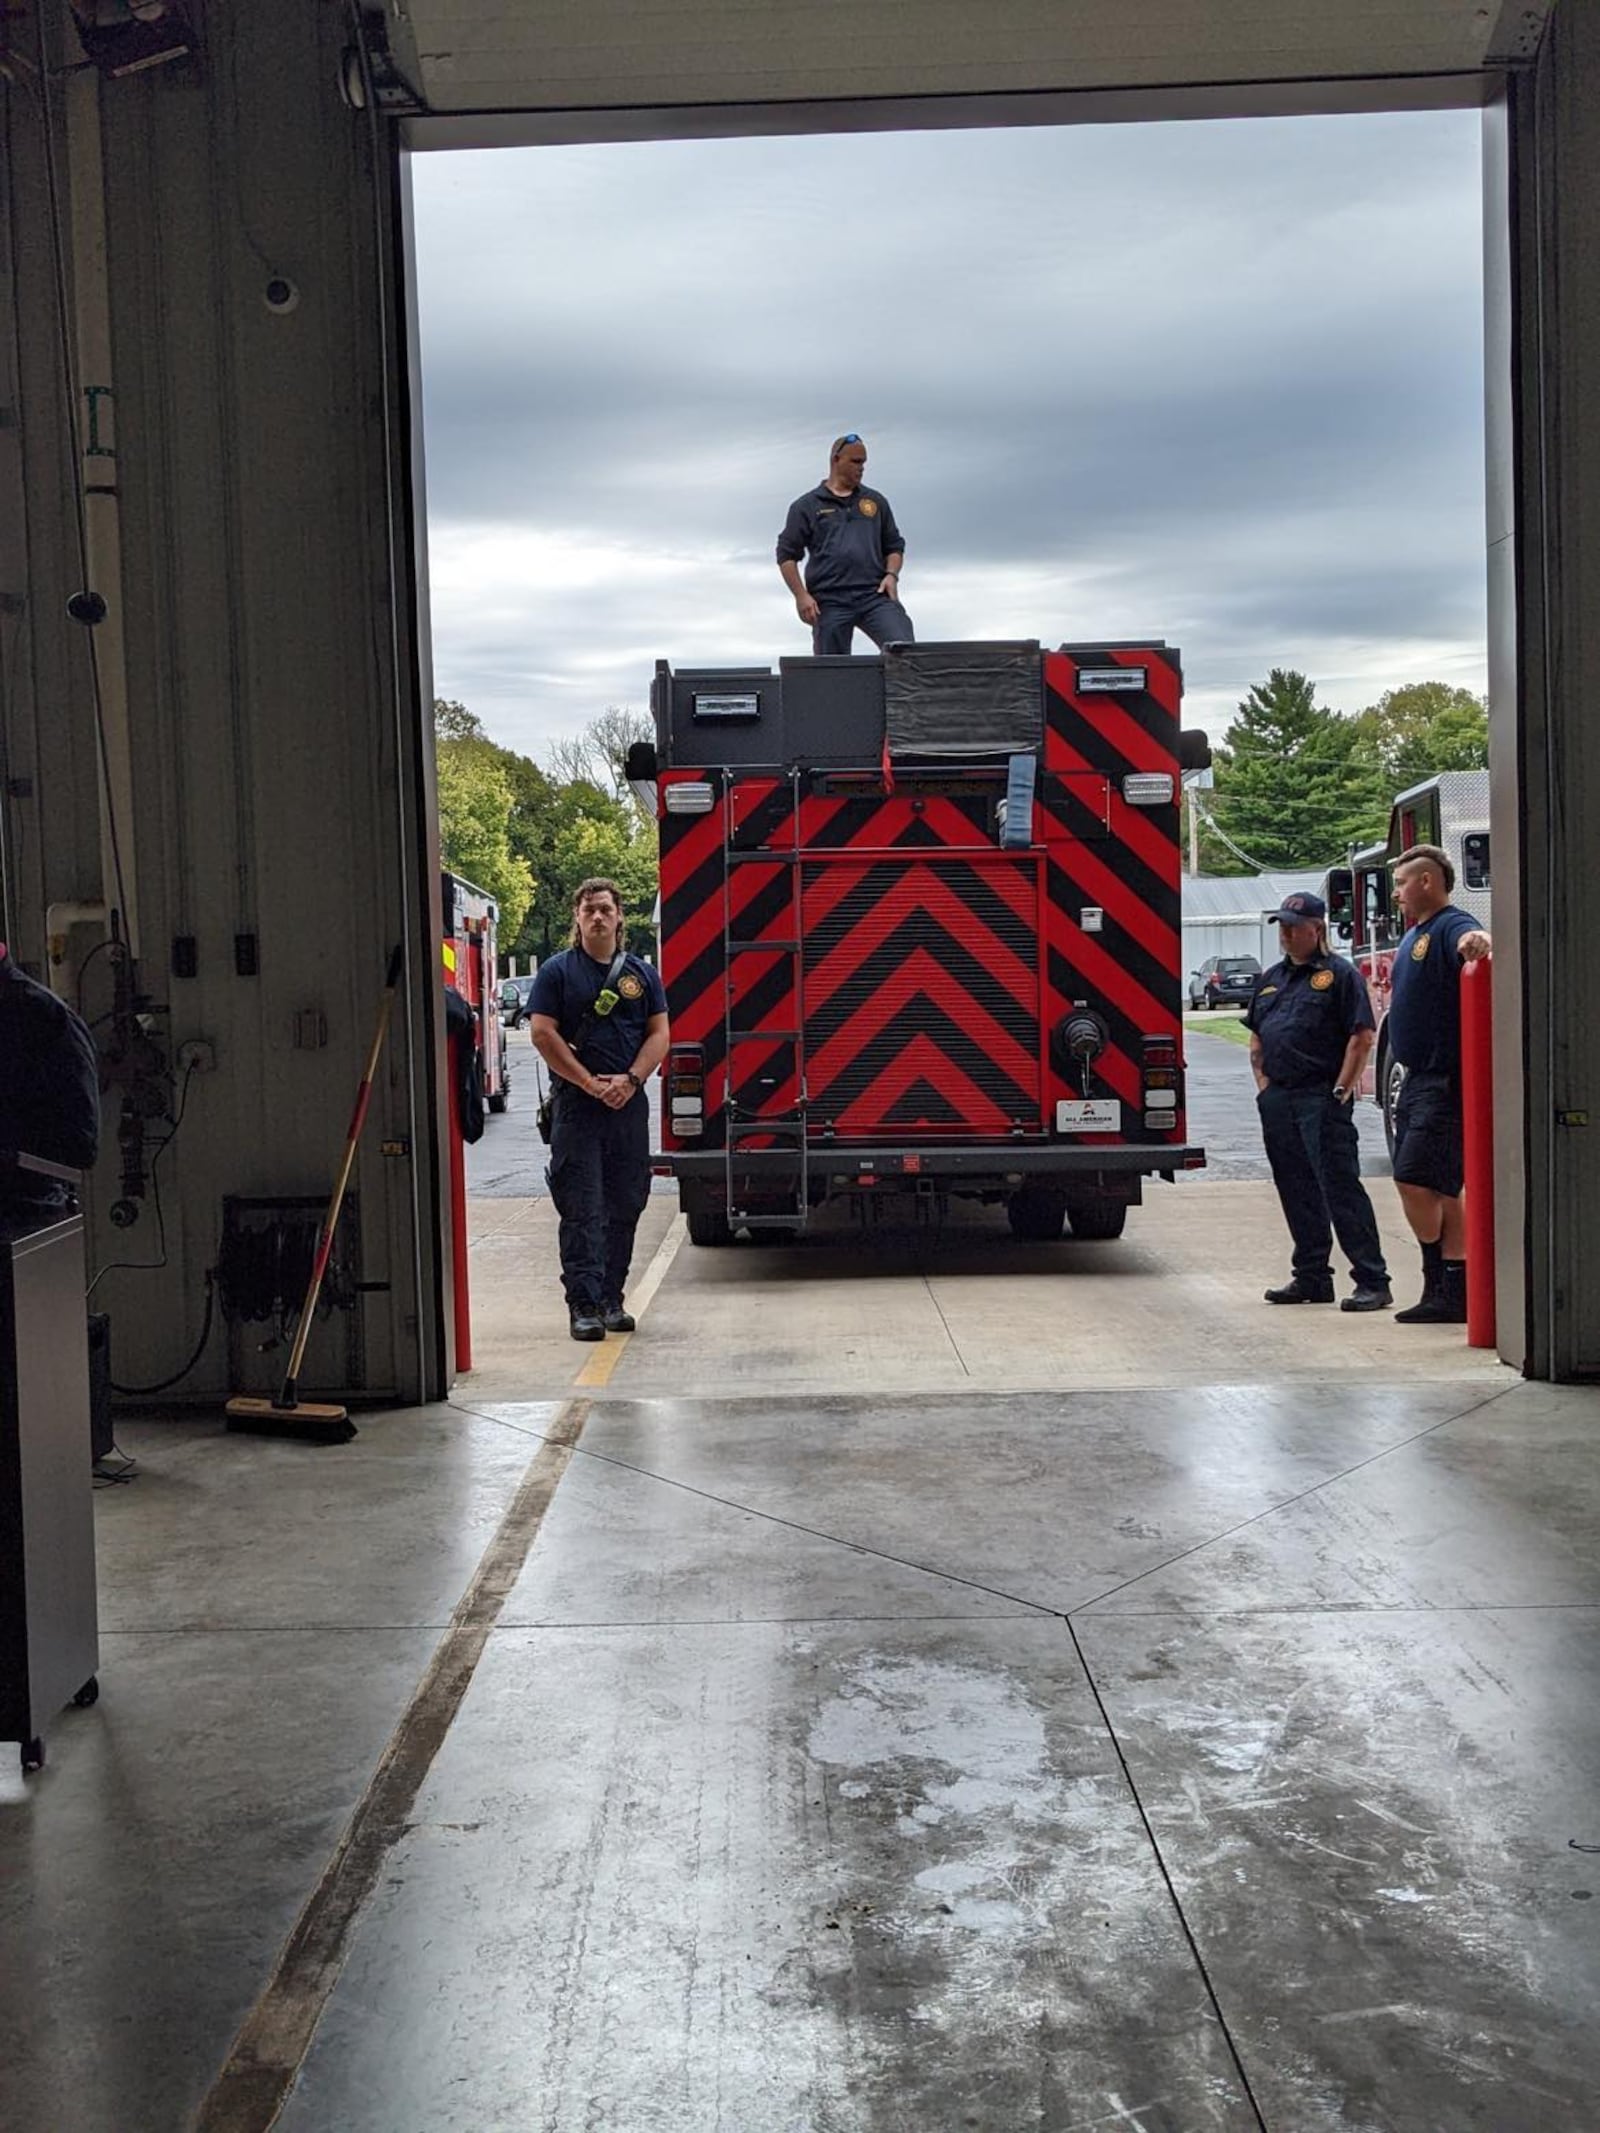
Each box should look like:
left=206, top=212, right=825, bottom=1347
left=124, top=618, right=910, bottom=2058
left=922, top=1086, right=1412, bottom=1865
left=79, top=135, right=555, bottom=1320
left=655, top=644, right=1187, bottom=1154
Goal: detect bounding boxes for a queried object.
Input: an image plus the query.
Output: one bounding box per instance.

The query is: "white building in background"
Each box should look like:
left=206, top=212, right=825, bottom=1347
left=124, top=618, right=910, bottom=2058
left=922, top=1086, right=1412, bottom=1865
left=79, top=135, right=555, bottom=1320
left=1182, top=870, right=1332, bottom=982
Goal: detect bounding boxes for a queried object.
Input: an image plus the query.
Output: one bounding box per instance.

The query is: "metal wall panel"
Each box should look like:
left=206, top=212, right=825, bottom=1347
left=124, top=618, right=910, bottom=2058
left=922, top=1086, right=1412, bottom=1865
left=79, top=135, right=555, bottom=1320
left=2, top=4, right=448, bottom=1402
left=1507, top=4, right=1600, bottom=1377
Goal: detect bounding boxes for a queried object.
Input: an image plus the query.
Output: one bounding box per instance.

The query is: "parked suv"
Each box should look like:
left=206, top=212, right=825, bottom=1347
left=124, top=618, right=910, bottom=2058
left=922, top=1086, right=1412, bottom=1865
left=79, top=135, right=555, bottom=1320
left=499, top=975, right=538, bottom=1028
left=1187, top=954, right=1260, bottom=1011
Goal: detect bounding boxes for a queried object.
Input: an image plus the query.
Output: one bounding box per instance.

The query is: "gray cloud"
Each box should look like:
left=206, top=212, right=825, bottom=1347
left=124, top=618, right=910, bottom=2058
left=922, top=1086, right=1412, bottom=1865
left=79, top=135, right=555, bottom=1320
left=411, top=110, right=1486, bottom=760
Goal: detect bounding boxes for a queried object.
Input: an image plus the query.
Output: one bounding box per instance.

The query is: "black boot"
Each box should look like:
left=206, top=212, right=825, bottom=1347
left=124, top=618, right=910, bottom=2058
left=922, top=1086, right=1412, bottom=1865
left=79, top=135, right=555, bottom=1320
left=1440, top=1260, right=1468, bottom=1324
left=1264, top=1274, right=1335, bottom=1304
left=1395, top=1239, right=1451, bottom=1323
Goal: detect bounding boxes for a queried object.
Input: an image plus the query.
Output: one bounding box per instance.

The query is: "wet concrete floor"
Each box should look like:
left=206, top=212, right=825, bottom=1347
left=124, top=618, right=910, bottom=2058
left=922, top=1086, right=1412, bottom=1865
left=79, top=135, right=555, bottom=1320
left=2, top=1177, right=1595, bottom=2131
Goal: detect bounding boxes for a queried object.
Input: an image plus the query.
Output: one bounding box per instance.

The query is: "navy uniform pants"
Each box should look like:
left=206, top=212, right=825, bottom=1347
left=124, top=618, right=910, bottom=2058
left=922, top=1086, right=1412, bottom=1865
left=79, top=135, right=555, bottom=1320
left=1257, top=1083, right=1389, bottom=1289
left=547, top=1089, right=652, bottom=1313
left=812, top=591, right=915, bottom=656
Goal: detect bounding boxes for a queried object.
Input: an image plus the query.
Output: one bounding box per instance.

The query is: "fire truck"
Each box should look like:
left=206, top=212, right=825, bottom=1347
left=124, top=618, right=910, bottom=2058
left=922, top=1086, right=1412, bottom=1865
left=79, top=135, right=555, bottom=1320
left=1323, top=769, right=1491, bottom=1138
left=636, top=639, right=1210, bottom=1245
left=441, top=869, right=511, bottom=1114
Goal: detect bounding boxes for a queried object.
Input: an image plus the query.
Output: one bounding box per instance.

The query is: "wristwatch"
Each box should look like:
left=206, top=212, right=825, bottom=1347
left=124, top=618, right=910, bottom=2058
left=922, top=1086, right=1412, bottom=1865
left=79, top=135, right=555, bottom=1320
left=625, top=1068, right=642, bottom=1091
left=1332, top=1084, right=1353, bottom=1104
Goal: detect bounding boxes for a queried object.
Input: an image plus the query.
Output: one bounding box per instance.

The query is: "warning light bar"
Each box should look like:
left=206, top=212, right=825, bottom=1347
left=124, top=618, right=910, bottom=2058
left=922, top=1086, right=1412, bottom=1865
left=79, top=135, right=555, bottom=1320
left=1078, top=666, right=1147, bottom=693
left=1122, top=773, right=1175, bottom=806
left=664, top=782, right=716, bottom=814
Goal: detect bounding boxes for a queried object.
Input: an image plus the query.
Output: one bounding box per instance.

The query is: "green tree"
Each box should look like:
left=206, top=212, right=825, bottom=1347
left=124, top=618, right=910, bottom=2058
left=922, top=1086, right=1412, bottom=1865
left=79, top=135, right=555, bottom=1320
left=434, top=702, right=535, bottom=941
left=1209, top=669, right=1387, bottom=872
left=545, top=706, right=655, bottom=828
left=519, top=777, right=657, bottom=959
left=1352, top=682, right=1489, bottom=792
left=432, top=697, right=660, bottom=963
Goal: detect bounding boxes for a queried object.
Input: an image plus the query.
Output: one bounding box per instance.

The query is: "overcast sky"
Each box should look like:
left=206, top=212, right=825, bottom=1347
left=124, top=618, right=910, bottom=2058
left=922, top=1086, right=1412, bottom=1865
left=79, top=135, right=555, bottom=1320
left=410, top=110, right=1485, bottom=760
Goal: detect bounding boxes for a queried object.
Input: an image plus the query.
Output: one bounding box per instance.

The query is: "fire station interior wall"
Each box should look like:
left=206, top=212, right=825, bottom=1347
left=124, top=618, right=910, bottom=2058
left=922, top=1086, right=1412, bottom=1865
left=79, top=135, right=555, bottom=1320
left=1494, top=5, right=1600, bottom=1380
left=0, top=6, right=450, bottom=1403
left=6, top=2, right=1599, bottom=1385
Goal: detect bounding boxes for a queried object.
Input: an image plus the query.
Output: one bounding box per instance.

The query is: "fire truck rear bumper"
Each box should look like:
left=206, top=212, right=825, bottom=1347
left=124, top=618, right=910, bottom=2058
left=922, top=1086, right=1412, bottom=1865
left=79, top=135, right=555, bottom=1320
left=663, top=1145, right=1206, bottom=1181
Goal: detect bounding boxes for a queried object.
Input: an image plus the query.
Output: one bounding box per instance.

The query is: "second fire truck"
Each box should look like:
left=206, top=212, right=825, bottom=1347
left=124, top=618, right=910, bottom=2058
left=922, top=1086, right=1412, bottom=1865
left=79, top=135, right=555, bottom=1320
left=1324, top=768, right=1491, bottom=1138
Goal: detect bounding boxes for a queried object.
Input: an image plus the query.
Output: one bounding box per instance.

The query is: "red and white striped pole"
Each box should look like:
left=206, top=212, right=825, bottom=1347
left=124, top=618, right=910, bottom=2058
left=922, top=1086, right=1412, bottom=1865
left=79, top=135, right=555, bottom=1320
left=1460, top=957, right=1495, bottom=1349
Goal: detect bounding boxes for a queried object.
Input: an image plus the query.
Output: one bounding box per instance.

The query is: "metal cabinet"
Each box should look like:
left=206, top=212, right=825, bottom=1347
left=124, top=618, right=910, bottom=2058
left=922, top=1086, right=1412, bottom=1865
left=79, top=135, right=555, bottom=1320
left=0, top=1213, right=100, bottom=1774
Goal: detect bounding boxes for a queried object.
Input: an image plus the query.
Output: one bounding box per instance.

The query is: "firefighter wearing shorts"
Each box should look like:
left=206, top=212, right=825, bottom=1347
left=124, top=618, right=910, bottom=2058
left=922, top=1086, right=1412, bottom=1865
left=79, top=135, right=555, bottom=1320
left=1386, top=843, right=1492, bottom=1323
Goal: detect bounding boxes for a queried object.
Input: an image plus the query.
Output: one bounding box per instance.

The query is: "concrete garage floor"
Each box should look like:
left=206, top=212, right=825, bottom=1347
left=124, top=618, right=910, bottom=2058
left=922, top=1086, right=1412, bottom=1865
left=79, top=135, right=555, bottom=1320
left=4, top=1057, right=1597, bottom=2130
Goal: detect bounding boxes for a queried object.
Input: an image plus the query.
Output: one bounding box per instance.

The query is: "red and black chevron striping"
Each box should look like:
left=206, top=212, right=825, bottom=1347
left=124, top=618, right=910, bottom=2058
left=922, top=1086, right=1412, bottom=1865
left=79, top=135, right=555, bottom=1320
left=657, top=642, right=1189, bottom=1151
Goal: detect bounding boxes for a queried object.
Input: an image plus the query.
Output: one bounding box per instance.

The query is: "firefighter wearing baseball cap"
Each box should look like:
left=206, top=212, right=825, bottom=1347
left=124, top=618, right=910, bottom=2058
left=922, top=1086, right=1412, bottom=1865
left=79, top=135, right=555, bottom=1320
left=1244, top=892, right=1392, bottom=1311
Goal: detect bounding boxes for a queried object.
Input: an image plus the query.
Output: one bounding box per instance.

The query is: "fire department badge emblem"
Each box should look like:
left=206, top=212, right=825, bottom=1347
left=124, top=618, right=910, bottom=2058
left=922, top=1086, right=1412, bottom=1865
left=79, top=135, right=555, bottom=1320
left=1411, top=933, right=1431, bottom=962
left=858, top=497, right=878, bottom=517
left=1310, top=970, right=1334, bottom=991
left=617, top=972, right=644, bottom=1000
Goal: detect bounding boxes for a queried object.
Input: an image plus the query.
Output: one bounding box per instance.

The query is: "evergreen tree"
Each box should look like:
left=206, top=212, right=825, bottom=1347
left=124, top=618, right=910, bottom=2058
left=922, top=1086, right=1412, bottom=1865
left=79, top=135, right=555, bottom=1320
left=1209, top=669, right=1387, bottom=871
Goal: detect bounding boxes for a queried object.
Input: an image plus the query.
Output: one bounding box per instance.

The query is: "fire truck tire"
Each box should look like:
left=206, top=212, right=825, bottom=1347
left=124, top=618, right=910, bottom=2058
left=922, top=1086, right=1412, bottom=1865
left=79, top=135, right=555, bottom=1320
left=1007, top=1189, right=1068, bottom=1241
left=1381, top=1050, right=1405, bottom=1160
left=1066, top=1198, right=1127, bottom=1241
left=686, top=1207, right=733, bottom=1247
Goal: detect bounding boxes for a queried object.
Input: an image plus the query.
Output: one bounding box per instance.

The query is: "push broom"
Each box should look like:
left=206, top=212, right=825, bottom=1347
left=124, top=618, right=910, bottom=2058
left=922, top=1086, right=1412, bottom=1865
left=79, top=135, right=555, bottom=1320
left=225, top=945, right=405, bottom=1443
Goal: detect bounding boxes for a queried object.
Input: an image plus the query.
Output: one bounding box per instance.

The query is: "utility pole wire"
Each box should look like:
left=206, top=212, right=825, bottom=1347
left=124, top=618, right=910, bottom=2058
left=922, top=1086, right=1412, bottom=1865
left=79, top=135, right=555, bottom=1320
left=1191, top=797, right=1279, bottom=874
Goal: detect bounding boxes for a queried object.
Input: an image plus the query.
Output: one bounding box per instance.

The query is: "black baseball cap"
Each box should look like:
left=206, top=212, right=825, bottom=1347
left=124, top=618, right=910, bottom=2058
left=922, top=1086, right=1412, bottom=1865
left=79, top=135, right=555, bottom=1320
left=1269, top=892, right=1327, bottom=924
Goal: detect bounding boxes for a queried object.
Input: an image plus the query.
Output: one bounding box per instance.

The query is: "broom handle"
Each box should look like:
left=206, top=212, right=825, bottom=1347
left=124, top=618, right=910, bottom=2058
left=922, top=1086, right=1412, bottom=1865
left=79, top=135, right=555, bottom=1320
left=278, top=947, right=405, bottom=1406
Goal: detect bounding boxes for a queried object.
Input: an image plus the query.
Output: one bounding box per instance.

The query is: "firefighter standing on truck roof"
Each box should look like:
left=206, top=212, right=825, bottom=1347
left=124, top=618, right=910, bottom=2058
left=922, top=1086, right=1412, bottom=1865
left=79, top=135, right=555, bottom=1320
left=1245, top=892, right=1392, bottom=1313
left=1386, top=843, right=1492, bottom=1324
left=776, top=432, right=915, bottom=655
left=527, top=879, right=670, bottom=1342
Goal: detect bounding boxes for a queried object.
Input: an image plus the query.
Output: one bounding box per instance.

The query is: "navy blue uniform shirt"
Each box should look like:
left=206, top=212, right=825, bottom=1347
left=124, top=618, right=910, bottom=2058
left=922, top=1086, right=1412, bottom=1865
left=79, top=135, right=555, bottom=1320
left=1245, top=949, right=1373, bottom=1088
left=529, top=947, right=666, bottom=1082
left=776, top=483, right=905, bottom=600
left=0, top=947, right=101, bottom=1219
left=1387, top=904, right=1477, bottom=1075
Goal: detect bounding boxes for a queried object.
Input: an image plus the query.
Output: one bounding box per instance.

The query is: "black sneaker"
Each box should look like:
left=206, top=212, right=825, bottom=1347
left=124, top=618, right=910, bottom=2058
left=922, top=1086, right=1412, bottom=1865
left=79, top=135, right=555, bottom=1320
left=602, top=1303, right=635, bottom=1334
left=1341, top=1284, right=1394, bottom=1313
left=569, top=1312, right=605, bottom=1341
left=1264, top=1277, right=1335, bottom=1305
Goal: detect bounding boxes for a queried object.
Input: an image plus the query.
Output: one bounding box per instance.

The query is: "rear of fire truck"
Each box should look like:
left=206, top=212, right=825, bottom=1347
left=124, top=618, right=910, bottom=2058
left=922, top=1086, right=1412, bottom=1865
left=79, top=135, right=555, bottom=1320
left=640, top=640, right=1208, bottom=1244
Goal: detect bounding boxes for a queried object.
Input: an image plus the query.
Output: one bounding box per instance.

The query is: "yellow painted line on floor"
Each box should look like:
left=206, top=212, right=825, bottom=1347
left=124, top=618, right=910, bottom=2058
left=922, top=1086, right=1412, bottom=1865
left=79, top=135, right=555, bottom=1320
left=572, top=1212, right=687, bottom=1388
left=193, top=1395, right=592, bottom=2133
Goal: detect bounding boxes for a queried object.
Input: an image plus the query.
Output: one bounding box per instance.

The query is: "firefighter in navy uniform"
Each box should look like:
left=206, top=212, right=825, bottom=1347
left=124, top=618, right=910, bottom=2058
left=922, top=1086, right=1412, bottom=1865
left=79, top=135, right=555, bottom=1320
left=1386, top=842, right=1492, bottom=1323
left=1244, top=892, right=1392, bottom=1312
left=776, top=432, right=915, bottom=655
left=528, top=878, right=669, bottom=1340
left=0, top=940, right=101, bottom=1230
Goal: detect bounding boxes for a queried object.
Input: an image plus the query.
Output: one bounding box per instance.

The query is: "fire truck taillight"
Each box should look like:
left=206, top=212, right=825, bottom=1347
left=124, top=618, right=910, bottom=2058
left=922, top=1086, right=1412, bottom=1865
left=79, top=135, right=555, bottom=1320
left=667, top=1045, right=706, bottom=1134
left=1141, top=1034, right=1180, bottom=1131
left=664, top=781, right=716, bottom=813
left=1122, top=772, right=1175, bottom=806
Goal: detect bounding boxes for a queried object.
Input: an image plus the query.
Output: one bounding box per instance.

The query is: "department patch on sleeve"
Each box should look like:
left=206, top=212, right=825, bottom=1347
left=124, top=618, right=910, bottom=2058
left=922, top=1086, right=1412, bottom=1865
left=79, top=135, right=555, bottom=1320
left=858, top=497, right=878, bottom=517
left=1310, top=970, right=1335, bottom=991
left=1411, top=933, right=1431, bottom=962
left=617, top=972, right=644, bottom=1000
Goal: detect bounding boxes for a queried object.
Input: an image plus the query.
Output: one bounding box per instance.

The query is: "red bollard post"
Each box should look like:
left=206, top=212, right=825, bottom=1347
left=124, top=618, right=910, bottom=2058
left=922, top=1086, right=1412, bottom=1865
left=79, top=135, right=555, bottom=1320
left=1460, top=957, right=1495, bottom=1349
left=447, top=1029, right=473, bottom=1372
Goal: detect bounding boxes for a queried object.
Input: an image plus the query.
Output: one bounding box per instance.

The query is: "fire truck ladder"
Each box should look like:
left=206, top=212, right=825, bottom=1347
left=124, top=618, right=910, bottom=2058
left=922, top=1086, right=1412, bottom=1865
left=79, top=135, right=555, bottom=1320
left=723, top=766, right=810, bottom=1233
